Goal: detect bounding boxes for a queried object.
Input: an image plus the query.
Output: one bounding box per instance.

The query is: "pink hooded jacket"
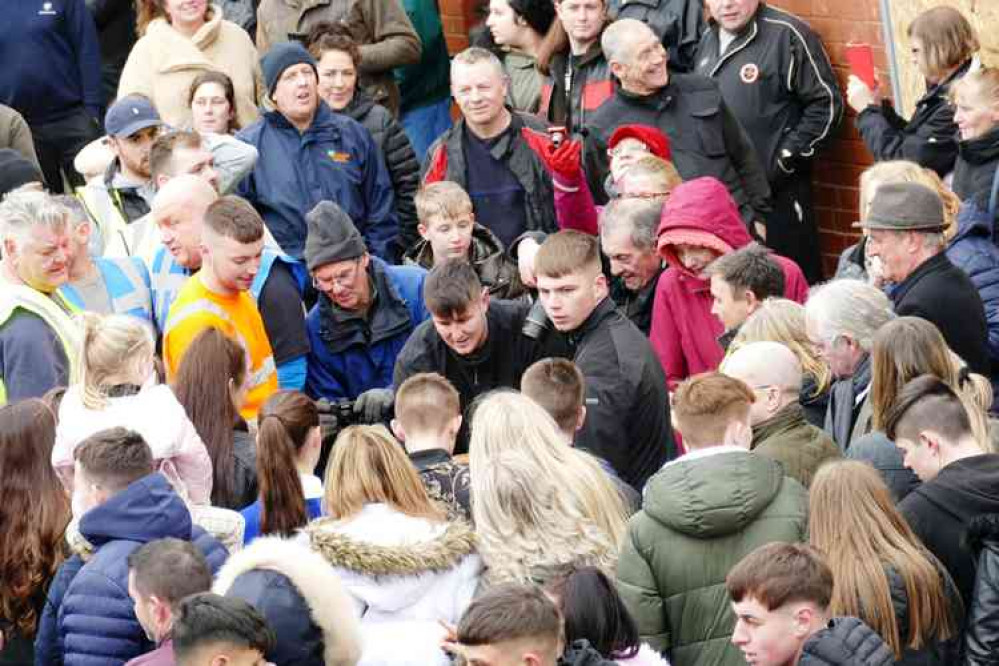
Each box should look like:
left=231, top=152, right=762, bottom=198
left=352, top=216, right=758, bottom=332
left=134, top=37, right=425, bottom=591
left=649, top=178, right=809, bottom=389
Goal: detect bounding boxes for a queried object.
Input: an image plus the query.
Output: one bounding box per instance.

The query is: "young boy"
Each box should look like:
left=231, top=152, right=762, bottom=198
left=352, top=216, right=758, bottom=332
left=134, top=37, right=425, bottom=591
left=406, top=181, right=525, bottom=300
left=391, top=372, right=471, bottom=521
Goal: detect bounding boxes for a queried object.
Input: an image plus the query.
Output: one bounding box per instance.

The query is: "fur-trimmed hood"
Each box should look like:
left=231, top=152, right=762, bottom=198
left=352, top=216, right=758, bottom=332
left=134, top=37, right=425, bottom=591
left=306, top=513, right=477, bottom=576
left=213, top=536, right=362, bottom=666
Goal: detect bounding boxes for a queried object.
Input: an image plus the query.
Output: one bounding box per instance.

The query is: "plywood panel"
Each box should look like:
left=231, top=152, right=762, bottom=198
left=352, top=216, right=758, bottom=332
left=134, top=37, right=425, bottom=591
left=886, top=0, right=999, bottom=116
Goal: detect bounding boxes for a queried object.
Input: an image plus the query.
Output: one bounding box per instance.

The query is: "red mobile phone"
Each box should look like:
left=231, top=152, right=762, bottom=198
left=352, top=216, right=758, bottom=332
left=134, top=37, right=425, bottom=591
left=547, top=125, right=566, bottom=148
left=845, top=43, right=877, bottom=90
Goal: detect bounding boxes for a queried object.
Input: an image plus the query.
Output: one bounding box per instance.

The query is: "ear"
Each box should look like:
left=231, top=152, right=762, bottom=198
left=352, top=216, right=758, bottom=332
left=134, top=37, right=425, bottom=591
left=155, top=174, right=168, bottom=190
left=390, top=418, right=406, bottom=442
left=150, top=595, right=172, bottom=627
left=744, top=290, right=760, bottom=312
left=575, top=405, right=587, bottom=433
left=723, top=418, right=752, bottom=449
left=479, top=286, right=491, bottom=309
left=791, top=604, right=818, bottom=638
left=3, top=237, right=17, bottom=260
left=919, top=430, right=941, bottom=457
left=594, top=271, right=609, bottom=298
left=609, top=61, right=627, bottom=81
left=417, top=223, right=429, bottom=240
left=360, top=253, right=371, bottom=270
left=447, top=414, right=463, bottom=441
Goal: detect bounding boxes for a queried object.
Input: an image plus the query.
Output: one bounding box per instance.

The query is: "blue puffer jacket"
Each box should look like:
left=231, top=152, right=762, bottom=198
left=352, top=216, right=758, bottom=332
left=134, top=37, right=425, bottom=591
left=305, top=257, right=428, bottom=401
left=946, top=203, right=999, bottom=394
left=34, top=474, right=228, bottom=666
left=237, top=102, right=397, bottom=262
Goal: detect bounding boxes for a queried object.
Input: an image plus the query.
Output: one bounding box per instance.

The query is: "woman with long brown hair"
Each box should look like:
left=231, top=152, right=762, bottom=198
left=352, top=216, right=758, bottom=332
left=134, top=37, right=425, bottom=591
left=810, top=460, right=962, bottom=664
left=305, top=425, right=481, bottom=666
left=0, top=399, right=70, bottom=664
left=240, top=390, right=323, bottom=545
left=173, top=327, right=257, bottom=510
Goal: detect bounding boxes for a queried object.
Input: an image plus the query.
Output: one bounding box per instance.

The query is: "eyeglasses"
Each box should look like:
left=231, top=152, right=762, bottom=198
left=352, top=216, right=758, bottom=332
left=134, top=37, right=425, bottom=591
left=608, top=144, right=650, bottom=159
left=618, top=190, right=671, bottom=201
left=312, top=258, right=361, bottom=291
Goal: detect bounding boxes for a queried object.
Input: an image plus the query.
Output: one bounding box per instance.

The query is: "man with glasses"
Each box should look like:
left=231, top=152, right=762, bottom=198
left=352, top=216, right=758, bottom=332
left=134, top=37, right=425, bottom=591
left=722, top=341, right=840, bottom=488
left=237, top=42, right=397, bottom=263
left=303, top=201, right=429, bottom=421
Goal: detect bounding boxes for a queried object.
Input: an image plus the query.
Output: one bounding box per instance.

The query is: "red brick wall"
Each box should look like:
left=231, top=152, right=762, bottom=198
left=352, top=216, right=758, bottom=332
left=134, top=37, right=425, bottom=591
left=439, top=0, right=884, bottom=275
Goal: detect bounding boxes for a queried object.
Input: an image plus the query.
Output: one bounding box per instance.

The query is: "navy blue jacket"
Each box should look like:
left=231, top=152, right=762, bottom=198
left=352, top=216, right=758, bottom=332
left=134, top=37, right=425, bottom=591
left=34, top=474, right=228, bottom=666
left=237, top=102, right=397, bottom=261
left=305, top=257, right=428, bottom=401
left=0, top=0, right=103, bottom=124
left=947, top=203, right=999, bottom=395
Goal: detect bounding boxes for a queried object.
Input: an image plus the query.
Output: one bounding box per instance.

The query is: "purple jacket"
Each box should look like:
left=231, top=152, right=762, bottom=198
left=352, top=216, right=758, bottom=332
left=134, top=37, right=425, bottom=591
left=124, top=639, right=174, bottom=666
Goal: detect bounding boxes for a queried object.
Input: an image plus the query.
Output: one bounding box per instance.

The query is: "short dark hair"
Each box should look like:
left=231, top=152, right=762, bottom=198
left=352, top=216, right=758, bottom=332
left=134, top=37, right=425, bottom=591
left=884, top=374, right=973, bottom=443
left=204, top=196, right=264, bottom=243
left=127, top=538, right=212, bottom=606
left=457, top=583, right=562, bottom=647
left=547, top=567, right=639, bottom=659
left=521, top=358, right=585, bottom=433
left=187, top=71, right=240, bottom=130
left=726, top=542, right=834, bottom=611
left=305, top=21, right=362, bottom=68
left=74, top=427, right=154, bottom=492
left=149, top=130, right=203, bottom=182
left=706, top=243, right=785, bottom=302
left=173, top=593, right=275, bottom=664
left=424, top=259, right=482, bottom=317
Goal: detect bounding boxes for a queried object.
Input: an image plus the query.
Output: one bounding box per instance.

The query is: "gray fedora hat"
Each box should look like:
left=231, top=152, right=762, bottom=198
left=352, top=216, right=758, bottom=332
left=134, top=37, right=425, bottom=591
left=854, top=181, right=946, bottom=232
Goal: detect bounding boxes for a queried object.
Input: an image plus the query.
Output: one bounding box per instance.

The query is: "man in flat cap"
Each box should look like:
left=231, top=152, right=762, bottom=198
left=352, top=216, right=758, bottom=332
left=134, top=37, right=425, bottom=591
left=303, top=200, right=429, bottom=421
left=860, top=181, right=990, bottom=376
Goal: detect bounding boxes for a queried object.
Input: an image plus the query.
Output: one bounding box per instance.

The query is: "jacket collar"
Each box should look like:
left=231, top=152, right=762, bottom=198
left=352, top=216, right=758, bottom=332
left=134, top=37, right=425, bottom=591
left=405, top=225, right=506, bottom=270
left=892, top=252, right=950, bottom=305
left=265, top=100, right=343, bottom=139
left=751, top=403, right=808, bottom=448
left=145, top=7, right=222, bottom=71
left=614, top=81, right=675, bottom=111
left=922, top=58, right=973, bottom=104
left=958, top=124, right=999, bottom=164
left=566, top=296, right=617, bottom=347
left=703, top=8, right=761, bottom=76
left=318, top=257, right=412, bottom=353
left=408, top=448, right=454, bottom=470
left=342, top=90, right=375, bottom=121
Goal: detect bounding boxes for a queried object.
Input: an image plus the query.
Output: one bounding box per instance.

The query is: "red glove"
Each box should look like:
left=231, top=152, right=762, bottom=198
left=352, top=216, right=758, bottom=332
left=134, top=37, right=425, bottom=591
left=520, top=128, right=582, bottom=180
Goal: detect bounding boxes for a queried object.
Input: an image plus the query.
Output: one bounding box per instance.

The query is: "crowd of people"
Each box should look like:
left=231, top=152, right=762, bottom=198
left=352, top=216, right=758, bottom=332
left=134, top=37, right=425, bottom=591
left=3, top=0, right=999, bottom=664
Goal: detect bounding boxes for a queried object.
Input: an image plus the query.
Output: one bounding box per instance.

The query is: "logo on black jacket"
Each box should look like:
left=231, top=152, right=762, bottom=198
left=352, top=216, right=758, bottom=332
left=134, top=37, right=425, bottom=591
left=740, top=63, right=760, bottom=84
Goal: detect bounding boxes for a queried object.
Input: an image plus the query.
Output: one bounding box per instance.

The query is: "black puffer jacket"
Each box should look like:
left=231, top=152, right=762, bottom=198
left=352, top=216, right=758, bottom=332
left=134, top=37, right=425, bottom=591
left=799, top=617, right=895, bottom=666
left=342, top=91, right=421, bottom=257
left=885, top=564, right=964, bottom=666
left=953, top=125, right=999, bottom=235
left=964, top=513, right=999, bottom=665
left=855, top=60, right=972, bottom=178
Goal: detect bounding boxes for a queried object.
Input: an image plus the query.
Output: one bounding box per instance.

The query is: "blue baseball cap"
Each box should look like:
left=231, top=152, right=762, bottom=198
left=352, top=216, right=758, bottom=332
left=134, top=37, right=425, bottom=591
left=104, top=95, right=163, bottom=138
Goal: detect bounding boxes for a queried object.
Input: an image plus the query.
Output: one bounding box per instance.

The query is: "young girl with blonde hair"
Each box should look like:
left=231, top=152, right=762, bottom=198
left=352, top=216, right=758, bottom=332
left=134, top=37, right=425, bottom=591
left=52, top=312, right=211, bottom=506
left=810, top=460, right=962, bottom=663
left=469, top=390, right=628, bottom=585
left=305, top=425, right=481, bottom=666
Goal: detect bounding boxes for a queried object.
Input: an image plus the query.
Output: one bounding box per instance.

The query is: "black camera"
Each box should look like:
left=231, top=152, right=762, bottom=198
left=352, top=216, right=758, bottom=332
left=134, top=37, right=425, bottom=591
left=314, top=398, right=357, bottom=475
left=521, top=299, right=552, bottom=340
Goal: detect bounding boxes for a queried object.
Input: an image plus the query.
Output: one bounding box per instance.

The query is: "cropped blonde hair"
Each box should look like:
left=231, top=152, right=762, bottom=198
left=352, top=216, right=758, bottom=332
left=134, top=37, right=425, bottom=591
left=469, top=391, right=628, bottom=583
left=322, top=425, right=445, bottom=522
left=732, top=298, right=832, bottom=396
left=859, top=161, right=961, bottom=240
left=415, top=181, right=474, bottom=226
left=77, top=312, right=155, bottom=410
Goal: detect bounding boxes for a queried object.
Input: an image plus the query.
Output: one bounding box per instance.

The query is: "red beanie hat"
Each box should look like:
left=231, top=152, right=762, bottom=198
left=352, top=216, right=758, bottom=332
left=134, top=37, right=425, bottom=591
left=608, top=124, right=672, bottom=162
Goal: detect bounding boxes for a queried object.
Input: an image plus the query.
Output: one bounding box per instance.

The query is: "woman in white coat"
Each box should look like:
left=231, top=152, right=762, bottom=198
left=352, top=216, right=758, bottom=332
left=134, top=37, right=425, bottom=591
left=304, top=425, right=481, bottom=666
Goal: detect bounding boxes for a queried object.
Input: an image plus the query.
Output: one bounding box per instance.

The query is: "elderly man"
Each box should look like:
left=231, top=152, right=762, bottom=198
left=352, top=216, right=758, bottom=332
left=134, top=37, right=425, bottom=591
left=695, top=0, right=842, bottom=283
left=804, top=279, right=894, bottom=450
left=599, top=197, right=665, bottom=335
left=587, top=18, right=771, bottom=233
left=423, top=47, right=560, bottom=250
left=722, top=341, right=841, bottom=488
left=0, top=191, right=80, bottom=402
left=238, top=42, right=396, bottom=262
left=303, top=201, right=429, bottom=419
left=861, top=181, right=990, bottom=377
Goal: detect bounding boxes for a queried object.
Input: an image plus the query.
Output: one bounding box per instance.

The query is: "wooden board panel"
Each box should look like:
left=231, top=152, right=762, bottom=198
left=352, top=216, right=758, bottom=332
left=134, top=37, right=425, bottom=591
left=885, top=0, right=999, bottom=116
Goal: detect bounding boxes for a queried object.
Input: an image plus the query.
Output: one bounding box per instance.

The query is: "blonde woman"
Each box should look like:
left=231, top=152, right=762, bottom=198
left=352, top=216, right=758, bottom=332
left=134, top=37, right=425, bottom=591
left=810, top=460, right=962, bottom=664
left=304, top=425, right=481, bottom=666
left=120, top=0, right=263, bottom=128
left=52, top=313, right=212, bottom=506
left=469, top=390, right=628, bottom=585
left=731, top=298, right=831, bottom=427
left=951, top=68, right=999, bottom=224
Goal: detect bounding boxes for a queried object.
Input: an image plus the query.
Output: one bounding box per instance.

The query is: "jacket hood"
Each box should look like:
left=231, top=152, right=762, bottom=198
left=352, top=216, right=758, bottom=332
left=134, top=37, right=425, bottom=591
left=79, top=473, right=192, bottom=547
left=656, top=177, right=749, bottom=278
left=799, top=617, right=894, bottom=666
left=642, top=450, right=784, bottom=538
left=915, top=454, right=999, bottom=520
left=958, top=124, right=999, bottom=164
left=213, top=536, right=362, bottom=666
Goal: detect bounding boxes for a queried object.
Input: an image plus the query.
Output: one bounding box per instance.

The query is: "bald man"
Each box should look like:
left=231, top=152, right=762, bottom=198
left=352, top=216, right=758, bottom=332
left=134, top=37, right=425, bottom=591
left=722, top=341, right=840, bottom=487
left=149, top=176, right=309, bottom=390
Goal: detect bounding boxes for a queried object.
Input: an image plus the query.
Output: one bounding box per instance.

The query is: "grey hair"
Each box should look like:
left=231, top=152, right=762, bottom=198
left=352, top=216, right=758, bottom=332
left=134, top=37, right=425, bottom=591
left=599, top=197, right=661, bottom=251
left=919, top=230, right=946, bottom=251
left=450, top=47, right=506, bottom=79
left=0, top=190, right=70, bottom=244
left=601, top=18, right=648, bottom=65
left=805, top=279, right=895, bottom=352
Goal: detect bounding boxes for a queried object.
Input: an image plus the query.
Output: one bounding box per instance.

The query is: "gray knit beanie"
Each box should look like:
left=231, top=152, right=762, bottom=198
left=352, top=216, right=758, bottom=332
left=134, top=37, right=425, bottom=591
left=304, top=201, right=367, bottom=270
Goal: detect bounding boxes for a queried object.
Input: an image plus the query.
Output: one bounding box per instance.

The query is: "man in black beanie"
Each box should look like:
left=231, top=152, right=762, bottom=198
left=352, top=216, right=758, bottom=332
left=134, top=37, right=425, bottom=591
left=303, top=200, right=430, bottom=421
left=236, top=43, right=398, bottom=263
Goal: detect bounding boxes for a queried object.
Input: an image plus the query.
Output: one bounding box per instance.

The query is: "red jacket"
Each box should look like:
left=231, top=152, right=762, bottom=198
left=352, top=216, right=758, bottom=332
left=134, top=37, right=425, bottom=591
left=649, top=177, right=808, bottom=389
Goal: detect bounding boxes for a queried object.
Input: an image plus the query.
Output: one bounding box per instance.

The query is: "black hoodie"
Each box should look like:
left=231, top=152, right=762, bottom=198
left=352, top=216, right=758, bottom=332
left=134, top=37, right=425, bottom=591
left=899, top=453, right=999, bottom=610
